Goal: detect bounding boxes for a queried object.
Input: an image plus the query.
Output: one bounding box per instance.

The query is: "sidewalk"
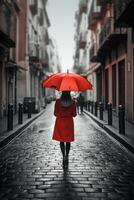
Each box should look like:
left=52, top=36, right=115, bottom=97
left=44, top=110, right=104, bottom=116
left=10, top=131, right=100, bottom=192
left=84, top=108, right=134, bottom=154
left=1, top=105, right=134, bottom=155
left=0, top=109, right=45, bottom=150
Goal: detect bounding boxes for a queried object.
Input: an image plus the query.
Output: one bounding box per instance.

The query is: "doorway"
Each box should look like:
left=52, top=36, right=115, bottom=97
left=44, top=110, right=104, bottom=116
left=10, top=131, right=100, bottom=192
left=96, top=69, right=102, bottom=102
left=112, top=64, right=116, bottom=109
left=105, top=69, right=109, bottom=109
left=0, top=62, right=2, bottom=117
left=118, top=60, right=125, bottom=106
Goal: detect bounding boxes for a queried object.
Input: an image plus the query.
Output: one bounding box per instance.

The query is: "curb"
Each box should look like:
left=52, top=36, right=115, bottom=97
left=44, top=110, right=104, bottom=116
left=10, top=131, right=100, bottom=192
left=84, top=110, right=134, bottom=155
left=0, top=109, right=45, bottom=150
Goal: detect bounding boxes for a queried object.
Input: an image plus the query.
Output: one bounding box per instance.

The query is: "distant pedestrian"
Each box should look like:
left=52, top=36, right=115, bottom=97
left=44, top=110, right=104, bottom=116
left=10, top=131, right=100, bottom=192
left=77, top=93, right=84, bottom=114
left=52, top=91, right=77, bottom=169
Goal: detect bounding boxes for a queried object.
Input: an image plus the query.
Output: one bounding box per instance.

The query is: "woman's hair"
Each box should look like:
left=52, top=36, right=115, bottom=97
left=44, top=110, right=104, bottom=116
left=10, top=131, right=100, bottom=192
left=60, top=91, right=72, bottom=107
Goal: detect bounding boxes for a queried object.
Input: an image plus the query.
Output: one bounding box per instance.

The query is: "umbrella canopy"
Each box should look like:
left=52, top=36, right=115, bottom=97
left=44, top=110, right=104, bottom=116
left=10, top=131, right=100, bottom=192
left=42, top=72, right=93, bottom=91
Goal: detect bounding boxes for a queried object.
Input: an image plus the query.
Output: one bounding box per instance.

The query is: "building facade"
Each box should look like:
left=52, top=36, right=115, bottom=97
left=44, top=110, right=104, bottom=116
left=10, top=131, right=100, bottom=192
left=114, top=0, right=134, bottom=121
left=87, top=0, right=101, bottom=103
left=44, top=37, right=61, bottom=102
left=73, top=0, right=89, bottom=100
left=0, top=0, right=22, bottom=117
left=88, top=0, right=134, bottom=122
left=28, top=0, right=51, bottom=107
left=73, top=0, right=88, bottom=74
left=0, top=0, right=61, bottom=119
left=74, top=0, right=134, bottom=122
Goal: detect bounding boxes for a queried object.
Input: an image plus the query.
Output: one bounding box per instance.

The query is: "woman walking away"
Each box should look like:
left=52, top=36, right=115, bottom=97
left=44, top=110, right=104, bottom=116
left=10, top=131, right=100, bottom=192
left=52, top=91, right=77, bottom=168
left=77, top=93, right=84, bottom=114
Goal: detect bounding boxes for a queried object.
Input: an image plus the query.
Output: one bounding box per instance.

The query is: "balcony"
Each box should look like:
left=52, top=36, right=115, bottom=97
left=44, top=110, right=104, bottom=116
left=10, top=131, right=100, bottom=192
left=114, top=0, right=134, bottom=27
left=90, top=43, right=97, bottom=62
left=76, top=51, right=79, bottom=59
left=98, top=17, right=127, bottom=56
left=28, top=42, right=39, bottom=62
left=97, top=0, right=112, bottom=6
left=43, top=28, right=49, bottom=45
left=79, top=0, right=87, bottom=14
left=90, top=43, right=102, bottom=63
left=38, top=8, right=44, bottom=26
left=0, top=3, right=16, bottom=47
left=41, top=49, right=49, bottom=69
left=12, top=0, right=21, bottom=12
left=29, top=0, right=37, bottom=15
left=79, top=32, right=87, bottom=49
left=88, top=2, right=101, bottom=30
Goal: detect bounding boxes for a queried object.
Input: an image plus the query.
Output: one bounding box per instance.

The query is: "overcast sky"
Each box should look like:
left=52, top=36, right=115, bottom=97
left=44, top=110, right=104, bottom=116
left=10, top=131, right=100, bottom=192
left=47, top=0, right=79, bottom=72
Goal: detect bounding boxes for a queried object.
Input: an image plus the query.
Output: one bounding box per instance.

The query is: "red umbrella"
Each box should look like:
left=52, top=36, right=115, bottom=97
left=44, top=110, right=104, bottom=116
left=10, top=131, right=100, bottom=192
left=42, top=72, right=93, bottom=91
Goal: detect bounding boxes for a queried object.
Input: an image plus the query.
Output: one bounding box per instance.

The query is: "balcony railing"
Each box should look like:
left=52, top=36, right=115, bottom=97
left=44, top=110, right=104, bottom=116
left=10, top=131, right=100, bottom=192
left=79, top=32, right=87, bottom=49
left=99, top=17, right=113, bottom=46
left=99, top=17, right=127, bottom=49
left=43, top=28, right=49, bottom=45
left=90, top=42, right=101, bottom=62
left=88, top=2, right=101, bottom=30
left=41, top=49, right=49, bottom=68
left=75, top=49, right=79, bottom=59
left=90, top=43, right=95, bottom=60
left=29, top=0, right=37, bottom=6
left=29, top=0, right=37, bottom=15
left=114, top=0, right=134, bottom=27
left=0, top=3, right=16, bottom=47
left=28, top=42, right=39, bottom=61
left=79, top=0, right=87, bottom=13
left=114, top=0, right=132, bottom=21
left=97, top=0, right=112, bottom=6
left=38, top=8, right=44, bottom=26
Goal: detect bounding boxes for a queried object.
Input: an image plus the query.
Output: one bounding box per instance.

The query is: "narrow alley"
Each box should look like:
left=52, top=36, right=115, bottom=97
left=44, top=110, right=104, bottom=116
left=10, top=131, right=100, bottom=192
left=0, top=103, right=134, bottom=200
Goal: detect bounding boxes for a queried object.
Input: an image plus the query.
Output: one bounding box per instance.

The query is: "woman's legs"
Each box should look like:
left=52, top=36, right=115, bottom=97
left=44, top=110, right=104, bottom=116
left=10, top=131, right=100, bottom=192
left=60, top=142, right=71, bottom=167
left=66, top=142, right=71, bottom=157
left=60, top=142, right=71, bottom=157
left=60, top=142, right=65, bottom=157
left=60, top=142, right=66, bottom=167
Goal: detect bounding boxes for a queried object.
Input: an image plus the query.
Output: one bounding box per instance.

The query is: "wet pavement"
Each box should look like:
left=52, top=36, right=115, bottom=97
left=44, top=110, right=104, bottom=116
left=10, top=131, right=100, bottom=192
left=0, top=103, right=134, bottom=200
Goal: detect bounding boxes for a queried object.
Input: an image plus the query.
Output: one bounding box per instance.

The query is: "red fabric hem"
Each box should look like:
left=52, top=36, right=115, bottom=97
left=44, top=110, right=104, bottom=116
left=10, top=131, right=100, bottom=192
left=52, top=137, right=74, bottom=142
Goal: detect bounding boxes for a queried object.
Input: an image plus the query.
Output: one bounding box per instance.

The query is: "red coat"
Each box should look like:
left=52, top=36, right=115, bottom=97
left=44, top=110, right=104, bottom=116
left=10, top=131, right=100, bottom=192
left=52, top=99, right=77, bottom=142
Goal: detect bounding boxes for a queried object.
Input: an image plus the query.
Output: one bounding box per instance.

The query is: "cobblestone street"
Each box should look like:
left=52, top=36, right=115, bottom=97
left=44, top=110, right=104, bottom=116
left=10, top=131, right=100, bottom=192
left=0, top=103, right=134, bottom=200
